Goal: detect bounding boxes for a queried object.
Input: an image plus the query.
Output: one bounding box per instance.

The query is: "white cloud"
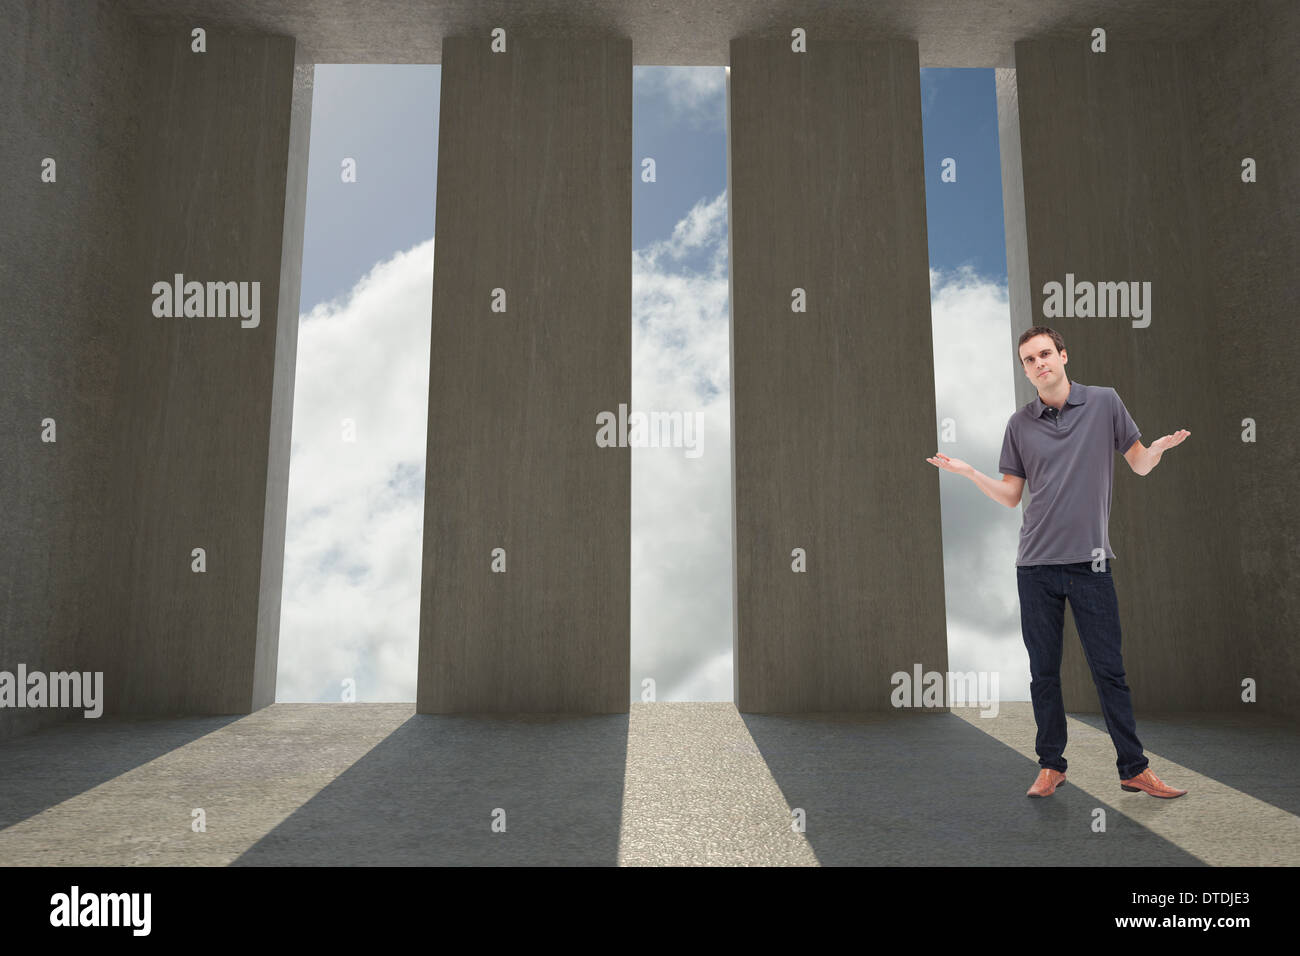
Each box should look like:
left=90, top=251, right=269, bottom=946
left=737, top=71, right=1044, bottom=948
left=276, top=239, right=434, bottom=702
left=631, top=191, right=733, bottom=701
left=928, top=262, right=1029, bottom=700
left=633, top=66, right=727, bottom=130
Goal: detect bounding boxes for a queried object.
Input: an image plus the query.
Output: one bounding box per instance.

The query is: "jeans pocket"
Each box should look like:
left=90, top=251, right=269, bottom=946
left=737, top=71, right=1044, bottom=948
left=1078, top=566, right=1113, bottom=588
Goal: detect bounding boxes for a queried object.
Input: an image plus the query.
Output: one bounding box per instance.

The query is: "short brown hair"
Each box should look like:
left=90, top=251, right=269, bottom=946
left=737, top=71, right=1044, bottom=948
left=1017, top=326, right=1066, bottom=364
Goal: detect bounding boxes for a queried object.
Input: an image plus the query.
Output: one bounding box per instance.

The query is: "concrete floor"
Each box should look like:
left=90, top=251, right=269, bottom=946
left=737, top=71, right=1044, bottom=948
left=0, top=702, right=1295, bottom=866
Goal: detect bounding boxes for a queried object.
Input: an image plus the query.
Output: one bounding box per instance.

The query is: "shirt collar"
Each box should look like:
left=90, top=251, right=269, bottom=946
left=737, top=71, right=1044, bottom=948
left=1033, top=379, right=1086, bottom=418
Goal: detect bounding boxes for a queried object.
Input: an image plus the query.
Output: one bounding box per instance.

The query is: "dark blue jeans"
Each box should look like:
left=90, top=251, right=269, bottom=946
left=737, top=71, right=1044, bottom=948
left=1016, top=560, right=1149, bottom=780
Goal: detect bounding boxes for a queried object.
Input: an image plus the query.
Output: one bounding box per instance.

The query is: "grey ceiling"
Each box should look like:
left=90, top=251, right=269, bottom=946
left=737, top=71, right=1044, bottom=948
left=114, top=0, right=1240, bottom=67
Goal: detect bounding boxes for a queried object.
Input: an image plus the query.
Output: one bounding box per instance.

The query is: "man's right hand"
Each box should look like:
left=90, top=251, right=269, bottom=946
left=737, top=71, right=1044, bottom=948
left=926, top=452, right=974, bottom=478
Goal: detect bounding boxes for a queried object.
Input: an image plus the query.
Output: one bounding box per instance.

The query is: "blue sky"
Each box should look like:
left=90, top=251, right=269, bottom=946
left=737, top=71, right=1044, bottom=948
left=277, top=65, right=1029, bottom=703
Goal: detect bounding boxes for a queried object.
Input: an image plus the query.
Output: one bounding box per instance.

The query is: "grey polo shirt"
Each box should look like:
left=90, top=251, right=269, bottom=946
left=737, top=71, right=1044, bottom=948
left=998, top=380, right=1141, bottom=566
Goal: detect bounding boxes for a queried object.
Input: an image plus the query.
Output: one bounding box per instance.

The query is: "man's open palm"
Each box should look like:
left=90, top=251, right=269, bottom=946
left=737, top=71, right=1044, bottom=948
left=1150, top=429, right=1190, bottom=453
left=926, top=452, right=973, bottom=477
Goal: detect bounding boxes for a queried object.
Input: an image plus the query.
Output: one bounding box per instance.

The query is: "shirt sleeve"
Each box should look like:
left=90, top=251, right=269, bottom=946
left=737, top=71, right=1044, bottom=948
left=1112, top=388, right=1141, bottom=453
left=998, top=418, right=1026, bottom=478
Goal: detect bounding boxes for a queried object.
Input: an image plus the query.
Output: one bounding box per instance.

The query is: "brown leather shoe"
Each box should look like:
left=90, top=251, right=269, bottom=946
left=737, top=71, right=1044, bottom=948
left=1026, top=768, right=1067, bottom=797
left=1120, top=767, right=1188, bottom=798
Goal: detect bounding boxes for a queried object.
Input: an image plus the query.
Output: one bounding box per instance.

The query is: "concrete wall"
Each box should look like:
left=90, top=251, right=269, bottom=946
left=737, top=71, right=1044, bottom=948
left=7, top=0, right=1292, bottom=731
left=1, top=1, right=308, bottom=735
left=416, top=37, right=632, bottom=712
left=97, top=29, right=307, bottom=715
left=1009, top=31, right=1269, bottom=714
left=0, top=0, right=145, bottom=739
left=1187, top=0, right=1300, bottom=721
left=254, top=49, right=313, bottom=710
left=729, top=38, right=948, bottom=712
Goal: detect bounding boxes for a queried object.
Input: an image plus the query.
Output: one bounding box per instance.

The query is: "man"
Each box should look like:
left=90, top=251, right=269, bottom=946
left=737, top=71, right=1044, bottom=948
left=926, top=327, right=1190, bottom=799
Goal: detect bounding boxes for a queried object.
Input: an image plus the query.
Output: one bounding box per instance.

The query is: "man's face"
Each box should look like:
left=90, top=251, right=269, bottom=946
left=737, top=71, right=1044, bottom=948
left=1019, top=334, right=1067, bottom=388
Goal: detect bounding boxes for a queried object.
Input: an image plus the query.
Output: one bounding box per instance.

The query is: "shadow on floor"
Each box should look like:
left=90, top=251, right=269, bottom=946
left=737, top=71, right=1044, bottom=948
left=233, top=712, right=630, bottom=866
left=1071, top=709, right=1300, bottom=817
left=0, top=714, right=242, bottom=832
left=741, top=710, right=1204, bottom=865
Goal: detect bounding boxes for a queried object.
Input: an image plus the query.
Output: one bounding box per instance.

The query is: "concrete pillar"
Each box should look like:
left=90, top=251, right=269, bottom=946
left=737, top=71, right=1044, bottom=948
left=101, top=31, right=310, bottom=715
left=416, top=37, right=632, bottom=712
left=728, top=38, right=948, bottom=712
left=1004, top=19, right=1297, bottom=714
left=1185, top=0, right=1299, bottom=721
left=0, top=1, right=310, bottom=734
left=1, top=0, right=145, bottom=739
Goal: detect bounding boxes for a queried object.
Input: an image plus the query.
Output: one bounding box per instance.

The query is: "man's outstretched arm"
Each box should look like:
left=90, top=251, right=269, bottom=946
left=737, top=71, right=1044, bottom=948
left=1123, top=429, right=1190, bottom=476
left=926, top=453, right=1025, bottom=508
